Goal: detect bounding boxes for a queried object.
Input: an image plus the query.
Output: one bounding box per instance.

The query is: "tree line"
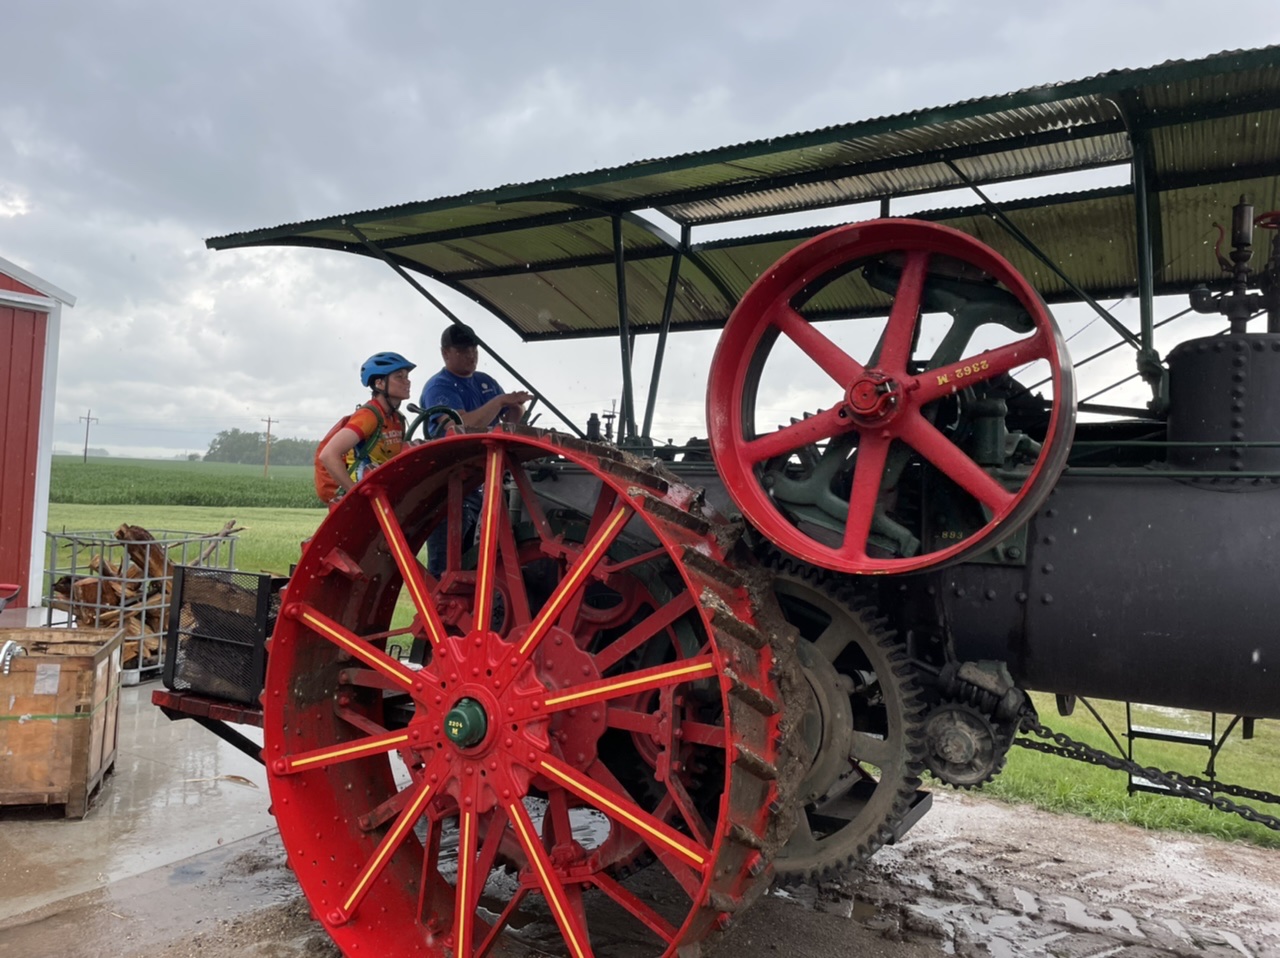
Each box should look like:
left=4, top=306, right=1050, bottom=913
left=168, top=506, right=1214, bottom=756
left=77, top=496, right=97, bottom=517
left=204, top=428, right=318, bottom=466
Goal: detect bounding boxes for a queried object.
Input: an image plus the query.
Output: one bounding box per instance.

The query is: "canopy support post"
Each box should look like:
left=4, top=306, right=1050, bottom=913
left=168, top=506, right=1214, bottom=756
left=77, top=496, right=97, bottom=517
left=344, top=222, right=585, bottom=438
left=612, top=216, right=639, bottom=443
left=641, top=227, right=687, bottom=442
left=1130, top=133, right=1168, bottom=413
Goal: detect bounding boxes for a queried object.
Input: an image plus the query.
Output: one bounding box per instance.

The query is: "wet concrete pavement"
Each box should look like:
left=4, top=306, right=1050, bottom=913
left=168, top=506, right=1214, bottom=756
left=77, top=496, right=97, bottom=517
left=0, top=682, right=274, bottom=922
left=3, top=679, right=1279, bottom=958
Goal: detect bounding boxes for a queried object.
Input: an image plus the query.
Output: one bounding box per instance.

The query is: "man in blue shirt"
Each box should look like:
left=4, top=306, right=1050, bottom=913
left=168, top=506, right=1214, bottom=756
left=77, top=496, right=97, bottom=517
left=420, top=323, right=531, bottom=577
left=419, top=323, right=531, bottom=431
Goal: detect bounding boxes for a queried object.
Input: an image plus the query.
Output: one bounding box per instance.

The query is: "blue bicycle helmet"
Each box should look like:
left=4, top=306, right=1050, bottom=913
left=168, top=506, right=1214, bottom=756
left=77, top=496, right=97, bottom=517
left=360, top=351, right=416, bottom=387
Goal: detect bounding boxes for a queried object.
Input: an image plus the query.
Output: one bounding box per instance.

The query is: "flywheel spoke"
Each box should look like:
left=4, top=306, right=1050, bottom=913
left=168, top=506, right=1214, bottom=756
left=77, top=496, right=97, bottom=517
left=897, top=411, right=1014, bottom=511
left=877, top=249, right=929, bottom=373
left=743, top=404, right=851, bottom=465
left=770, top=302, right=866, bottom=387
left=911, top=332, right=1047, bottom=405
left=841, top=433, right=892, bottom=557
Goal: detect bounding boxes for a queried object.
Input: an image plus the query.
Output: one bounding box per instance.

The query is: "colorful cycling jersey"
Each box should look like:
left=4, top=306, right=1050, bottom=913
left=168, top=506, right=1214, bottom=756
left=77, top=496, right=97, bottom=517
left=342, top=400, right=404, bottom=480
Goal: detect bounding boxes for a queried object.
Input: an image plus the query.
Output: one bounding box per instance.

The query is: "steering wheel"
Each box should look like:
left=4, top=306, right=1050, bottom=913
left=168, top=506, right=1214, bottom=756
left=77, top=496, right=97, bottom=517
left=406, top=404, right=464, bottom=442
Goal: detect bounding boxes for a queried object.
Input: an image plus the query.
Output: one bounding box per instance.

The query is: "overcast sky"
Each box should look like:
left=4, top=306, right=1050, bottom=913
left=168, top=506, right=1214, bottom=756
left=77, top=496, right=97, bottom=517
left=4, top=1, right=1279, bottom=458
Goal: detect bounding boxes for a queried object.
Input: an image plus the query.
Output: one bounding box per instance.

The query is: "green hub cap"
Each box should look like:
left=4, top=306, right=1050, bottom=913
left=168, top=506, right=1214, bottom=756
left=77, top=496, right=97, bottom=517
left=444, top=697, right=488, bottom=749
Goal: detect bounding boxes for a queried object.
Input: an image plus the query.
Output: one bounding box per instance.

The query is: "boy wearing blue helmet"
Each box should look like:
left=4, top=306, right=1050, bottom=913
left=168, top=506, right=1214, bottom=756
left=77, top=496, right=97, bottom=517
left=317, top=351, right=415, bottom=500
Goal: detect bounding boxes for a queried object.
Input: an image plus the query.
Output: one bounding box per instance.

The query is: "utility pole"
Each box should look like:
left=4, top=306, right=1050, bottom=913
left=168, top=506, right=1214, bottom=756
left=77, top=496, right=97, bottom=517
left=261, top=416, right=276, bottom=477
left=79, top=409, right=98, bottom=464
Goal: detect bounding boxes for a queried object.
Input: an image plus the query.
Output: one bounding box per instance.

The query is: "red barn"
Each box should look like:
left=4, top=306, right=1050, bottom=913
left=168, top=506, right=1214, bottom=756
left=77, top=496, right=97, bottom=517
left=1, top=256, right=74, bottom=616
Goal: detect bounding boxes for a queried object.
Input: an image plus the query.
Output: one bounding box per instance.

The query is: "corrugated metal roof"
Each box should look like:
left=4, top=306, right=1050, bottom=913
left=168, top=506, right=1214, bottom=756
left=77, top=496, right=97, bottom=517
left=207, top=45, right=1280, bottom=342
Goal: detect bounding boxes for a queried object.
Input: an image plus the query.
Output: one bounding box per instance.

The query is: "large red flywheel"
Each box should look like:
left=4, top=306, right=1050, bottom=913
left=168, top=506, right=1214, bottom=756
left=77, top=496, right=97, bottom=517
left=707, top=219, right=1075, bottom=574
left=265, top=428, right=803, bottom=957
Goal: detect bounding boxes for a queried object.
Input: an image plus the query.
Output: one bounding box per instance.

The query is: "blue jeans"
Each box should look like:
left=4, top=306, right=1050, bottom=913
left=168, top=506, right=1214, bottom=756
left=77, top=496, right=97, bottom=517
left=426, top=489, right=483, bottom=578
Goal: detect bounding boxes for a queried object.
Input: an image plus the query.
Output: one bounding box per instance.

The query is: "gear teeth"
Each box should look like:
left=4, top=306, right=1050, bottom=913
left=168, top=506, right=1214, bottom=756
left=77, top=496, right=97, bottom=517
left=758, top=546, right=930, bottom=884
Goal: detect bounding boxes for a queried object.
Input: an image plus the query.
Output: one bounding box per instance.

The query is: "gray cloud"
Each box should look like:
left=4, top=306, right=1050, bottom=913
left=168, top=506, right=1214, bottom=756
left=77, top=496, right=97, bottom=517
left=2, top=1, right=1276, bottom=457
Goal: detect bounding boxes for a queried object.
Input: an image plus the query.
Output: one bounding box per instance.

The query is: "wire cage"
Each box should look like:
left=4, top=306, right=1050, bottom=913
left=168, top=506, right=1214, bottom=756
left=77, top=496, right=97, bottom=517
left=163, top=566, right=286, bottom=705
left=43, top=528, right=238, bottom=685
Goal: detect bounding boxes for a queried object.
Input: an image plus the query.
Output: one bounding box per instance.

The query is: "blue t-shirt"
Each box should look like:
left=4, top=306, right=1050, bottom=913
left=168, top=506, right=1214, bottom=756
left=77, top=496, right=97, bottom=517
left=420, top=368, right=504, bottom=427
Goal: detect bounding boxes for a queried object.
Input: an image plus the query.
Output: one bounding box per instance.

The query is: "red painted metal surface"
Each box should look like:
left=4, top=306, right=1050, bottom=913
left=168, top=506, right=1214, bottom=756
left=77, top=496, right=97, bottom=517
left=263, top=429, right=790, bottom=957
left=706, top=219, right=1074, bottom=574
left=0, top=302, right=48, bottom=594
left=151, top=689, right=265, bottom=727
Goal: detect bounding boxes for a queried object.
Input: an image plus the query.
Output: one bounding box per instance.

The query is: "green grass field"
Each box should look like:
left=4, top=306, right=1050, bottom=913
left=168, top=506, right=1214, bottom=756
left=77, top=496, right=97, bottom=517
left=50, top=455, right=319, bottom=508
left=46, top=456, right=1280, bottom=849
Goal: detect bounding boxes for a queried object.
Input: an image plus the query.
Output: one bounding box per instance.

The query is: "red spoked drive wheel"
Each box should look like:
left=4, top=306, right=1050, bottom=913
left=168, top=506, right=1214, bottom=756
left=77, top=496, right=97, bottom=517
left=707, top=219, right=1075, bottom=574
left=265, top=428, right=798, bottom=958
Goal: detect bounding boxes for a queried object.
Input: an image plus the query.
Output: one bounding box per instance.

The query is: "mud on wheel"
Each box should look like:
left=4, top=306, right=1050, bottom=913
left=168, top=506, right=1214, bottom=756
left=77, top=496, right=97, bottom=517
left=764, top=553, right=927, bottom=882
left=264, top=427, right=807, bottom=958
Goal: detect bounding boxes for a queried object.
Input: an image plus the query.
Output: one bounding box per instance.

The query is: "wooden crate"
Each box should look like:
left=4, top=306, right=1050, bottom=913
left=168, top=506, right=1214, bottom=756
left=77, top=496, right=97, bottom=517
left=0, top=627, right=123, bottom=818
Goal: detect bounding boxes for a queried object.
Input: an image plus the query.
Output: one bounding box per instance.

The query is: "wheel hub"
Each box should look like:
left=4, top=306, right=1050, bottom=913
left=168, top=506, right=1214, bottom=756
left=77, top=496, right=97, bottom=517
left=846, top=371, right=899, bottom=421
left=444, top=697, right=488, bottom=749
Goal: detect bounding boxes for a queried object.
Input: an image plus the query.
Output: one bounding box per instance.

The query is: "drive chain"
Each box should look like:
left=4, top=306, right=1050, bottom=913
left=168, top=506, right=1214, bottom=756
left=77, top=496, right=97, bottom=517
left=1016, top=720, right=1280, bottom=831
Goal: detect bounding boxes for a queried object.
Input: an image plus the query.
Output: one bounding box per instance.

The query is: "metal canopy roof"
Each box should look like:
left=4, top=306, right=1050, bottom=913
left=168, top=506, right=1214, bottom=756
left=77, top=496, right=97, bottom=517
left=207, top=45, right=1280, bottom=342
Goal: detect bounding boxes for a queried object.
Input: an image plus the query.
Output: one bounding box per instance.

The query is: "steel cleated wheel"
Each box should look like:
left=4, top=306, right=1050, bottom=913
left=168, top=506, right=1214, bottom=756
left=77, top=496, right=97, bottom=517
left=264, top=427, right=806, bottom=958
left=707, top=219, right=1075, bottom=574
left=764, top=553, right=928, bottom=882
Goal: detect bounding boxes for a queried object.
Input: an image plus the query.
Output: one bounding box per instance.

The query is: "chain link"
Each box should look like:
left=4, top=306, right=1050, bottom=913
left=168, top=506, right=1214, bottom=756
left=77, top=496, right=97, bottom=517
left=1015, top=720, right=1280, bottom=831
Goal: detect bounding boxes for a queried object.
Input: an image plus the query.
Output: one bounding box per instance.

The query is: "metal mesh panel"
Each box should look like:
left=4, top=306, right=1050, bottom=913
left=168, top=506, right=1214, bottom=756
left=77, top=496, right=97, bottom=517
left=163, top=567, right=282, bottom=705
left=43, top=529, right=238, bottom=685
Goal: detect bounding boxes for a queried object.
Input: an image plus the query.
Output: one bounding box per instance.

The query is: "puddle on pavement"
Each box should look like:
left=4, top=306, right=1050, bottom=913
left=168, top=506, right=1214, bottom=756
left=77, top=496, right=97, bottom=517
left=0, top=684, right=272, bottom=922
left=0, top=833, right=296, bottom=958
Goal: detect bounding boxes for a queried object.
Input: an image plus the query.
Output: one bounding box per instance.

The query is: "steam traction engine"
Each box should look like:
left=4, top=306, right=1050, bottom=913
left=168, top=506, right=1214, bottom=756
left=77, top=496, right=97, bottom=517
left=241, top=209, right=1279, bottom=958
left=165, top=46, right=1280, bottom=958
